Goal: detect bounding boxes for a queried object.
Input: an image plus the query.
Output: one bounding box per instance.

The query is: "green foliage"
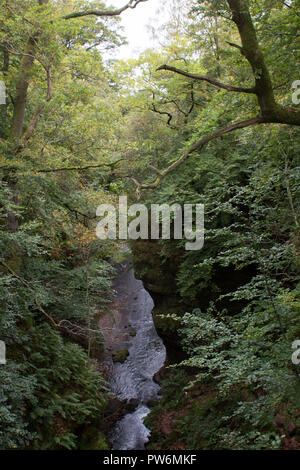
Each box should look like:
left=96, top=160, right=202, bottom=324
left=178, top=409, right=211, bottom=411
left=129, top=0, right=300, bottom=451
left=147, top=124, right=300, bottom=449
left=0, top=363, right=36, bottom=450
left=26, top=324, right=108, bottom=450
left=0, top=0, right=122, bottom=450
left=1, top=0, right=300, bottom=451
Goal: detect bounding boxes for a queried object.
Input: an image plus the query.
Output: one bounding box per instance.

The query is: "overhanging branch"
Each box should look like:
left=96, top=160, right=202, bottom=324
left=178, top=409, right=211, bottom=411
left=133, top=0, right=300, bottom=196
left=62, top=0, right=149, bottom=20
left=0, top=159, right=124, bottom=174
left=157, top=64, right=256, bottom=94
left=35, top=159, right=124, bottom=173
left=132, top=116, right=262, bottom=196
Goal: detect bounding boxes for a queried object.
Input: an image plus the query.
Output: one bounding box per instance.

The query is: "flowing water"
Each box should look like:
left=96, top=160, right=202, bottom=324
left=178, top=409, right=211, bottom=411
left=100, top=262, right=166, bottom=450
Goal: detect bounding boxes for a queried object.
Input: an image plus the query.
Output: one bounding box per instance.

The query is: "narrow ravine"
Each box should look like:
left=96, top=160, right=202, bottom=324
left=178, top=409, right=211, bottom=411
left=99, top=261, right=166, bottom=450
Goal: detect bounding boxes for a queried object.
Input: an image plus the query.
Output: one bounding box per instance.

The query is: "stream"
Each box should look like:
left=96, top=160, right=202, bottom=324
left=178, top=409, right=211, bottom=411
left=99, top=261, right=166, bottom=450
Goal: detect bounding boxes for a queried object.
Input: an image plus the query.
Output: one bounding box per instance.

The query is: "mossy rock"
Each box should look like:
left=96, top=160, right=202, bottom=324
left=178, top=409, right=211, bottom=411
left=129, top=329, right=137, bottom=337
left=112, top=349, right=129, bottom=363
left=130, top=240, right=179, bottom=295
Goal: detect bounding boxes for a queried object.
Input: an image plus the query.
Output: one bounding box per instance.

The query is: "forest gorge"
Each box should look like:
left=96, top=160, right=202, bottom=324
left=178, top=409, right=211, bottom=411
left=0, top=0, right=300, bottom=450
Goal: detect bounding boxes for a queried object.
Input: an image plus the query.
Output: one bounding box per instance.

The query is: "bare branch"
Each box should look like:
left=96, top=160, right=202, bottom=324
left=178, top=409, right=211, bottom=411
left=277, top=0, right=300, bottom=17
left=35, top=159, right=124, bottom=173
left=136, top=0, right=300, bottom=194
left=148, top=164, right=162, bottom=176
left=0, top=159, right=124, bottom=175
left=151, top=102, right=175, bottom=127
left=226, top=41, right=244, bottom=53
left=137, top=116, right=262, bottom=191
left=157, top=64, right=256, bottom=94
left=62, top=0, right=149, bottom=20
left=187, top=83, right=195, bottom=115
left=130, top=177, right=142, bottom=199
left=228, top=0, right=300, bottom=125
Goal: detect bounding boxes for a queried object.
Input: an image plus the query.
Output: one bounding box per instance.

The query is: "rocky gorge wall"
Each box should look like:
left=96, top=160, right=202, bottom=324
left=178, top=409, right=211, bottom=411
left=130, top=240, right=187, bottom=358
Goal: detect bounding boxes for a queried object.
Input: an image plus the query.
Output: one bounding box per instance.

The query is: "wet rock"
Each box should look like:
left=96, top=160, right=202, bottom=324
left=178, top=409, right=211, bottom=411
left=101, top=397, right=129, bottom=432
left=146, top=398, right=160, bottom=408
left=126, top=398, right=139, bottom=412
left=153, top=366, right=168, bottom=385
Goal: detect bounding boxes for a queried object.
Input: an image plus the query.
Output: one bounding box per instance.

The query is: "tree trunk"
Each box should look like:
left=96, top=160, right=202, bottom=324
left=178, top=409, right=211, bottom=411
left=9, top=35, right=38, bottom=139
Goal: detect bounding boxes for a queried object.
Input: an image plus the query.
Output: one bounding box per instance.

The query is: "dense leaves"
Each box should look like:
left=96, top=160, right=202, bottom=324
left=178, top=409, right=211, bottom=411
left=0, top=0, right=299, bottom=450
left=0, top=0, right=123, bottom=450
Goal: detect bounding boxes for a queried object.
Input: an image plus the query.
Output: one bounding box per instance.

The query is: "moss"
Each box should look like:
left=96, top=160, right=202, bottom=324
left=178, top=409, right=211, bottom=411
left=129, top=329, right=136, bottom=337
left=131, top=240, right=179, bottom=295
left=112, top=349, right=129, bottom=363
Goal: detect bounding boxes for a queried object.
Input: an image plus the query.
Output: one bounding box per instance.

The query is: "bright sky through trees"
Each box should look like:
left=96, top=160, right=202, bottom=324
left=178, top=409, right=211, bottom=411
left=109, top=0, right=167, bottom=58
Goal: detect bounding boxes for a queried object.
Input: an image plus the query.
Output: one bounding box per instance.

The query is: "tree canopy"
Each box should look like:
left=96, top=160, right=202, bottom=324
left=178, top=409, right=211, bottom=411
left=0, top=0, right=299, bottom=451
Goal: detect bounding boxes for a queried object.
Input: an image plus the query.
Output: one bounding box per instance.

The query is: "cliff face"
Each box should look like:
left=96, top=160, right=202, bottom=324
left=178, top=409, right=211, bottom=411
left=130, top=240, right=178, bottom=297
left=130, top=240, right=186, bottom=356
